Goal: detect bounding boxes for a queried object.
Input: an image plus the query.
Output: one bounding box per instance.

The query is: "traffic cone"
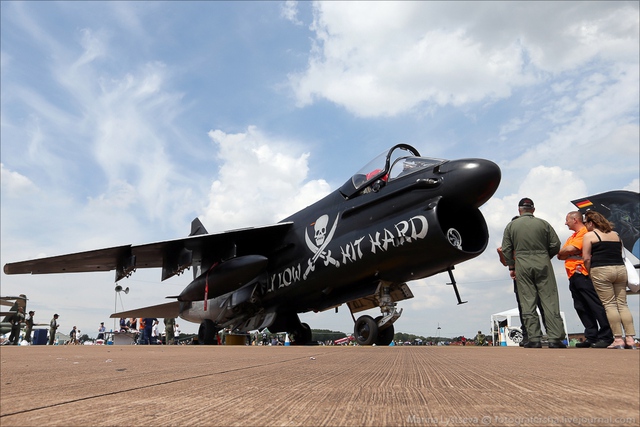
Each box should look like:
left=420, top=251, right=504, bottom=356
left=285, top=333, right=291, bottom=346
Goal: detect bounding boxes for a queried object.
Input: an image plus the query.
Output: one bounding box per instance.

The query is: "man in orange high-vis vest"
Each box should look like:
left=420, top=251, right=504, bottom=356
left=558, top=211, right=612, bottom=348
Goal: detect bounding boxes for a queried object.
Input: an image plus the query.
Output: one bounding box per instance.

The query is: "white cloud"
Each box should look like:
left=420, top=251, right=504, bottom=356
left=0, top=163, right=37, bottom=196
left=502, top=63, right=639, bottom=192
left=290, top=2, right=639, bottom=117
left=281, top=1, right=303, bottom=26
left=202, top=126, right=331, bottom=231
left=624, top=179, right=640, bottom=193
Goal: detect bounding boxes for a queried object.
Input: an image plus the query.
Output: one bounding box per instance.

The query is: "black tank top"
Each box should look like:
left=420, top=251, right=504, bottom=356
left=590, top=231, right=624, bottom=268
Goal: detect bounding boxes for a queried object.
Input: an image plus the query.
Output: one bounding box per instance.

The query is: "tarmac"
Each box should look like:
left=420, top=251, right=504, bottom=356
left=0, top=344, right=638, bottom=427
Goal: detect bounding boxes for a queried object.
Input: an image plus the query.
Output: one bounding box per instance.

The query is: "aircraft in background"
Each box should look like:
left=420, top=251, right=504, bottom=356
left=334, top=335, right=355, bottom=345
left=0, top=294, right=27, bottom=336
left=571, top=190, right=640, bottom=260
left=572, top=190, right=640, bottom=295
left=4, top=144, right=501, bottom=345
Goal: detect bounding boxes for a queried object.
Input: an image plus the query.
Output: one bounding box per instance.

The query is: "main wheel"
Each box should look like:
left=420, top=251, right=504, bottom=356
left=198, top=320, right=218, bottom=345
left=293, top=322, right=312, bottom=345
left=354, top=315, right=378, bottom=346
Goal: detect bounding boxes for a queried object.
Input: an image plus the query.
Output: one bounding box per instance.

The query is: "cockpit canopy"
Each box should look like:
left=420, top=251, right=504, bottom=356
left=339, top=144, right=447, bottom=199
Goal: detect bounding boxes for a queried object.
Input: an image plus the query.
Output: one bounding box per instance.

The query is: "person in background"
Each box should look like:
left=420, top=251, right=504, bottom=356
left=174, top=323, right=181, bottom=342
left=582, top=210, right=635, bottom=350
left=558, top=211, right=612, bottom=348
left=8, top=306, right=25, bottom=345
left=142, top=318, right=157, bottom=345
left=97, top=322, right=106, bottom=340
left=119, top=318, right=129, bottom=332
left=501, top=198, right=566, bottom=348
left=152, top=320, right=160, bottom=344
left=48, top=314, right=59, bottom=345
left=164, top=318, right=175, bottom=345
left=24, top=310, right=35, bottom=344
left=69, top=326, right=78, bottom=345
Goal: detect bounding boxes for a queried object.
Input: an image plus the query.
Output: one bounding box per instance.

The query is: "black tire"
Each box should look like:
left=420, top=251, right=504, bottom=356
left=376, top=323, right=395, bottom=346
left=354, top=315, right=378, bottom=346
left=198, top=320, right=217, bottom=345
left=293, top=322, right=312, bottom=345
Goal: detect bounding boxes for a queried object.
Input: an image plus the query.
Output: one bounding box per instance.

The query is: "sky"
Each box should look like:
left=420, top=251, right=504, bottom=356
left=1, top=1, right=638, bottom=340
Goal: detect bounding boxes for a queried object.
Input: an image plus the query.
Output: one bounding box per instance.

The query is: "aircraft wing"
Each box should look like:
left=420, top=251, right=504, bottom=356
left=0, top=296, right=27, bottom=305
left=109, top=301, right=182, bottom=319
left=0, top=311, right=18, bottom=317
left=4, top=222, right=293, bottom=282
left=571, top=190, right=639, bottom=256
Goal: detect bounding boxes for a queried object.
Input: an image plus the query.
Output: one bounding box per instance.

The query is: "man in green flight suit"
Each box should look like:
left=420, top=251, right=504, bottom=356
left=24, top=310, right=35, bottom=344
left=48, top=314, right=59, bottom=345
left=8, top=306, right=25, bottom=345
left=501, top=198, right=566, bottom=348
left=164, top=317, right=176, bottom=345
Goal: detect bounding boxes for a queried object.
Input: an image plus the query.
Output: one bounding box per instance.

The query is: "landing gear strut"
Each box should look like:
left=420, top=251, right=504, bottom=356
left=353, top=284, right=401, bottom=346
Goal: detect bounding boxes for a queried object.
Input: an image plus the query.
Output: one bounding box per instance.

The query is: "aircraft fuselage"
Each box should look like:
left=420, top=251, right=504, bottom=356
left=262, top=156, right=499, bottom=315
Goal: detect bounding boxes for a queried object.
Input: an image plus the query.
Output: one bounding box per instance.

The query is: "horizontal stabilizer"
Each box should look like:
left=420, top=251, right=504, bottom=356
left=110, top=301, right=181, bottom=319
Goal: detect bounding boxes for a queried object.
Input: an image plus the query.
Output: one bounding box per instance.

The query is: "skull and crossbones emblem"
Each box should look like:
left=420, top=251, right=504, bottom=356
left=304, top=214, right=340, bottom=279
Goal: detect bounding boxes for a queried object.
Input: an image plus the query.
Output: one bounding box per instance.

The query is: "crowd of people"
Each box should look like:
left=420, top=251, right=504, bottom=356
left=500, top=198, right=636, bottom=349
left=117, top=317, right=183, bottom=345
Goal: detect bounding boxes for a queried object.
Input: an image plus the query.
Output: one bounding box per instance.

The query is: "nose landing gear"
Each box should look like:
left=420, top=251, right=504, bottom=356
left=352, top=283, right=403, bottom=346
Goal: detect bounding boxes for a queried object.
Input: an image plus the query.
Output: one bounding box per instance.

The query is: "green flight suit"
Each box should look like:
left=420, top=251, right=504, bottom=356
left=24, top=314, right=34, bottom=343
left=502, top=213, right=565, bottom=343
left=164, top=318, right=176, bottom=345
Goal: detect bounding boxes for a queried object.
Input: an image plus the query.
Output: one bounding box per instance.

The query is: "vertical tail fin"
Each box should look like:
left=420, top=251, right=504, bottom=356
left=1, top=294, right=27, bottom=322
left=190, top=218, right=208, bottom=236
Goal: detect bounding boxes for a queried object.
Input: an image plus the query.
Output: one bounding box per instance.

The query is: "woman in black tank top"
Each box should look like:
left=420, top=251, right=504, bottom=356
left=582, top=211, right=635, bottom=349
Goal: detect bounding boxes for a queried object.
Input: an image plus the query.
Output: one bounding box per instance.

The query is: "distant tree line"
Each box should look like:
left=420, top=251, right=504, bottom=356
left=311, top=329, right=454, bottom=344
left=311, top=329, right=349, bottom=342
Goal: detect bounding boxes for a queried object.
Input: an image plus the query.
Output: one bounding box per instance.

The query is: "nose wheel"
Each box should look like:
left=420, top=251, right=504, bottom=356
left=351, top=283, right=403, bottom=346
left=353, top=315, right=396, bottom=346
left=354, top=315, right=377, bottom=346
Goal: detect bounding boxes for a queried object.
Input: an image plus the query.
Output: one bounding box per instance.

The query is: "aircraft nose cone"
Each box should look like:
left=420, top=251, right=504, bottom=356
left=441, top=159, right=501, bottom=207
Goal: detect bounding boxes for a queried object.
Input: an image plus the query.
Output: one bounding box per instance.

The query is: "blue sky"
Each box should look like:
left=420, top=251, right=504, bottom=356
left=2, top=1, right=638, bottom=339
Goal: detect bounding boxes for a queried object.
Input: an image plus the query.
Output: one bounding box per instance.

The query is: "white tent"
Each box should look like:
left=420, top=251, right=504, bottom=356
left=490, top=308, right=569, bottom=346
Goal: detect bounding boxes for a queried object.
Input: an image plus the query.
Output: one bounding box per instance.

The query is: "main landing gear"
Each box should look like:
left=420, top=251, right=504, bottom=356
left=353, top=285, right=401, bottom=346
left=198, top=319, right=219, bottom=345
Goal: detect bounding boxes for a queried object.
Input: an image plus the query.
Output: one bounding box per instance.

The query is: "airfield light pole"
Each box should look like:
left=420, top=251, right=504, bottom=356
left=437, top=323, right=441, bottom=344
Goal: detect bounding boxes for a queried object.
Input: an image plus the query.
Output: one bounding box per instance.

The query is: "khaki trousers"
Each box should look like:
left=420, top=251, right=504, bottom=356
left=590, top=264, right=635, bottom=337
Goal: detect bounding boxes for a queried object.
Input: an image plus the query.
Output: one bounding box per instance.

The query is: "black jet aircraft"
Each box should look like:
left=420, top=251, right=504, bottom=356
left=4, top=144, right=501, bottom=345
left=571, top=190, right=640, bottom=259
